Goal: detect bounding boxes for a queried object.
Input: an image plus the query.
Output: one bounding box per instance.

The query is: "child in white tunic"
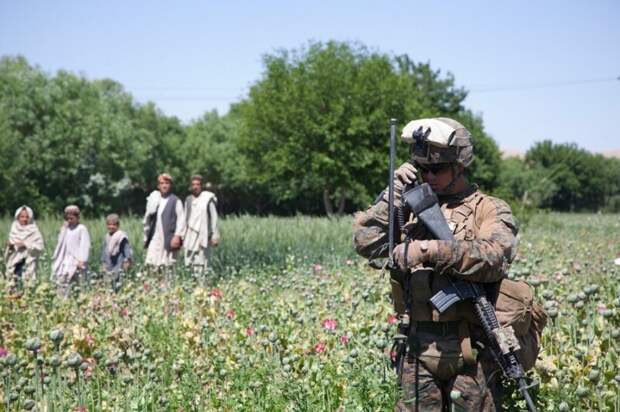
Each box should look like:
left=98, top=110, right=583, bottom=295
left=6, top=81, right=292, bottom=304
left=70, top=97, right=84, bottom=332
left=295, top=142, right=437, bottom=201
left=51, top=205, right=91, bottom=298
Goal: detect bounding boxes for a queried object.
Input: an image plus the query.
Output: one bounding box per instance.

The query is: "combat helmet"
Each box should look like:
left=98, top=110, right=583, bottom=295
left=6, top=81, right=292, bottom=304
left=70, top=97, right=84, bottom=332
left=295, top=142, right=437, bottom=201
left=401, top=117, right=473, bottom=167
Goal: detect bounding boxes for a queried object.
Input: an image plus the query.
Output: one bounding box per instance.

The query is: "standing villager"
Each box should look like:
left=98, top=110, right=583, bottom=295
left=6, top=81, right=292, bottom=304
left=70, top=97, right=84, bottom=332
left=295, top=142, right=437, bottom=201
left=4, top=206, right=44, bottom=290
left=101, top=213, right=132, bottom=292
left=52, top=205, right=91, bottom=298
left=143, top=174, right=185, bottom=275
left=183, top=175, right=220, bottom=278
left=353, top=118, right=528, bottom=411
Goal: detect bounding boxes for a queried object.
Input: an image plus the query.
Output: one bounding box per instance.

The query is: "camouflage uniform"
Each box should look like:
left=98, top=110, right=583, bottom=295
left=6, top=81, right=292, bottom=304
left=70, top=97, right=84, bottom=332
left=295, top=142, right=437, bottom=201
left=353, top=118, right=518, bottom=412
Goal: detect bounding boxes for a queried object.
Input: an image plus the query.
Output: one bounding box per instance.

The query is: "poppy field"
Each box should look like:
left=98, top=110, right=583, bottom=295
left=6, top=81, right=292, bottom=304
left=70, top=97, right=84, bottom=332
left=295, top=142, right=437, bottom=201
left=0, top=213, right=619, bottom=411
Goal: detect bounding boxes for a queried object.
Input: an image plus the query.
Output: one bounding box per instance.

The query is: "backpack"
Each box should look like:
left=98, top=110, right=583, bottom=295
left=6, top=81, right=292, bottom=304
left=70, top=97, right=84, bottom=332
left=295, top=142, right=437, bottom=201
left=494, top=278, right=548, bottom=371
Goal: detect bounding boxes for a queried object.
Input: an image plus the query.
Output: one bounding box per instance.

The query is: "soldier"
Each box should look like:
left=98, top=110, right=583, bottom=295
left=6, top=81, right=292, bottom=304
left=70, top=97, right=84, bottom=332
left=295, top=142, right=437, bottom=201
left=183, top=175, right=220, bottom=279
left=353, top=118, right=519, bottom=411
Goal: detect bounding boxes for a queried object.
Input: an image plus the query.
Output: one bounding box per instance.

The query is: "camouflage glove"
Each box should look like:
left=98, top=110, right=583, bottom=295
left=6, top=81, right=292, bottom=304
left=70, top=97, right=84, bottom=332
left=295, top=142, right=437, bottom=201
left=393, top=240, right=438, bottom=271
left=383, top=162, right=418, bottom=207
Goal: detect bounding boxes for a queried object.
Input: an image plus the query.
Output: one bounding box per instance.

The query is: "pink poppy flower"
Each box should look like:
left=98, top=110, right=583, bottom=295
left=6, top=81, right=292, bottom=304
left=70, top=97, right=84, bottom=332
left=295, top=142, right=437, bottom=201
left=314, top=342, right=327, bottom=354
left=85, top=335, right=95, bottom=347
left=0, top=347, right=7, bottom=357
left=322, top=319, right=338, bottom=330
left=83, top=358, right=94, bottom=379
left=339, top=335, right=349, bottom=345
left=597, top=303, right=607, bottom=315
left=388, top=314, right=398, bottom=325
left=226, top=310, right=236, bottom=319
left=209, top=288, right=223, bottom=299
left=245, top=327, right=255, bottom=337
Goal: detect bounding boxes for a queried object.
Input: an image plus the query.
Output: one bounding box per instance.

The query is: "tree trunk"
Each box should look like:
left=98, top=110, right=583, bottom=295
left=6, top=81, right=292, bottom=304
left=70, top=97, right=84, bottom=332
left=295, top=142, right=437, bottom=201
left=323, top=188, right=334, bottom=217
left=337, top=189, right=346, bottom=215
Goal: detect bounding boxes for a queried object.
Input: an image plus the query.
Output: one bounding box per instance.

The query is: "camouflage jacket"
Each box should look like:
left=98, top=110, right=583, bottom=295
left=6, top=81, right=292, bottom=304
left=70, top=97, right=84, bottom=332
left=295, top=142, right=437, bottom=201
left=353, top=185, right=518, bottom=284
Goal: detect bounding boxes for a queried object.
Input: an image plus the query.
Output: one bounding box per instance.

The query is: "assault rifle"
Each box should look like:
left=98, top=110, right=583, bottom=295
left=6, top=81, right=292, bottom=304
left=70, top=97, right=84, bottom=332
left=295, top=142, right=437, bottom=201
left=386, top=120, right=537, bottom=412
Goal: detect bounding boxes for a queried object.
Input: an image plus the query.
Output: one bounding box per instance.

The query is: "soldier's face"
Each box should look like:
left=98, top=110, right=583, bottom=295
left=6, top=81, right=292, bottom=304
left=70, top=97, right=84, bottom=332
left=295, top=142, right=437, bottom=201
left=420, top=164, right=456, bottom=192
left=190, top=179, right=202, bottom=196
left=158, top=179, right=171, bottom=195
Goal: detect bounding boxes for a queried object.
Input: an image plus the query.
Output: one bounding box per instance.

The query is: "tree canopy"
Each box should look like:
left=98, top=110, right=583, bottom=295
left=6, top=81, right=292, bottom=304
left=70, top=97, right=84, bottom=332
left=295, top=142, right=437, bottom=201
left=2, top=45, right=617, bottom=218
left=230, top=41, right=501, bottom=214
left=0, top=56, right=183, bottom=216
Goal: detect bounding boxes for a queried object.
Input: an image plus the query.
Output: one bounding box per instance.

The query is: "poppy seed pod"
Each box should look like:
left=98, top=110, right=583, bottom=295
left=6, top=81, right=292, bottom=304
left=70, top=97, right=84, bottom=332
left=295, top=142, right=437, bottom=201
left=49, top=329, right=64, bottom=343
left=25, top=337, right=41, bottom=353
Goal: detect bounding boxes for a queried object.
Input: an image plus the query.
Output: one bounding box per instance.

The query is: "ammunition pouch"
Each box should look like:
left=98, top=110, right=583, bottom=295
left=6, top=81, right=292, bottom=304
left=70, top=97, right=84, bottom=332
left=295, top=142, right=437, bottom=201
left=390, top=267, right=479, bottom=324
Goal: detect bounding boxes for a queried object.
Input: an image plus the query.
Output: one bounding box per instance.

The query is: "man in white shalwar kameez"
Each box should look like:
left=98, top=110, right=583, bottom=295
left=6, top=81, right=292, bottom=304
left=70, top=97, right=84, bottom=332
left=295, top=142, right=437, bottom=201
left=51, top=205, right=91, bottom=298
left=183, top=175, right=220, bottom=277
left=143, top=174, right=185, bottom=275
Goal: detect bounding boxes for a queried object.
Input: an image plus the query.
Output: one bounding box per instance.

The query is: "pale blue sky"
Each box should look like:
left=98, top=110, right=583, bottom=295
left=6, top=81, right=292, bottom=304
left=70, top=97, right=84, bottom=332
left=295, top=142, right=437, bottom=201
left=1, top=0, right=618, bottom=153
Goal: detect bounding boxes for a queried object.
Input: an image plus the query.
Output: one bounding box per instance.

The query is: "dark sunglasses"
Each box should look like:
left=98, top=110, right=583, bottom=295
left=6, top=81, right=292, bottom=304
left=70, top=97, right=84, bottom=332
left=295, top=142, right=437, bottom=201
left=417, top=163, right=451, bottom=174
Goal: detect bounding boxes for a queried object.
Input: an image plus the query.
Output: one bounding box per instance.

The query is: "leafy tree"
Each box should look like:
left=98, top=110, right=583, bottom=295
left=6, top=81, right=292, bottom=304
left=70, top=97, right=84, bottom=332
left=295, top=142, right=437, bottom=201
left=0, top=56, right=183, bottom=216
left=524, top=141, right=612, bottom=211
left=0, top=48, right=504, bottom=217
left=177, top=111, right=270, bottom=213
left=232, top=41, right=501, bottom=215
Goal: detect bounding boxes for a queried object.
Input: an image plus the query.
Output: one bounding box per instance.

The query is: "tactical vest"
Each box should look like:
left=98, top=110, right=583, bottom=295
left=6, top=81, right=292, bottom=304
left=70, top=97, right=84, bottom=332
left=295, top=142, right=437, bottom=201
left=390, top=189, right=546, bottom=370
left=391, top=190, right=484, bottom=324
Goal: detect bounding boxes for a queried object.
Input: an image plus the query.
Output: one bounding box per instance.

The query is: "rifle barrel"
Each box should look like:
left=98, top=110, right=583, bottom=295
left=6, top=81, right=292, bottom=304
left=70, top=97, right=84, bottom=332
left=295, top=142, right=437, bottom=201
left=388, top=118, right=397, bottom=267
left=519, top=378, right=538, bottom=412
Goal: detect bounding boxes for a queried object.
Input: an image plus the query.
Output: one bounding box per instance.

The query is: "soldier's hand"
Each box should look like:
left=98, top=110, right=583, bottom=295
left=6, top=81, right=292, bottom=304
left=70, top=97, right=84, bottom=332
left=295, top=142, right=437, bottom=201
left=394, top=162, right=418, bottom=188
left=392, top=240, right=438, bottom=271
left=384, top=162, right=418, bottom=207
left=210, top=237, right=220, bottom=247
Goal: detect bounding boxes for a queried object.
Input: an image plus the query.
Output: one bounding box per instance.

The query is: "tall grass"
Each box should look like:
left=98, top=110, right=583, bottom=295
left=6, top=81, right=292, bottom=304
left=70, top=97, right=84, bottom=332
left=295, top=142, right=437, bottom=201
left=0, top=214, right=358, bottom=275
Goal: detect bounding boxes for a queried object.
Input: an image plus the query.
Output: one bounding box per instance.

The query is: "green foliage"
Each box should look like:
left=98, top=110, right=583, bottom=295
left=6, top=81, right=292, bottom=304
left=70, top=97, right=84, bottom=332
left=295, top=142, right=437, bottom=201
left=523, top=141, right=620, bottom=211
left=16, top=47, right=620, bottom=218
left=493, top=157, right=557, bottom=225
left=494, top=142, right=620, bottom=220
left=0, top=56, right=183, bottom=216
left=231, top=41, right=501, bottom=214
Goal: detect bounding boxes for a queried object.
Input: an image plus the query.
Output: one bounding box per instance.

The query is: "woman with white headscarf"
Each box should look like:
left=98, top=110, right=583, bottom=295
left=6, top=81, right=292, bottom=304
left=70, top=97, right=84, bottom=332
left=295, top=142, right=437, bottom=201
left=4, top=205, right=44, bottom=287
